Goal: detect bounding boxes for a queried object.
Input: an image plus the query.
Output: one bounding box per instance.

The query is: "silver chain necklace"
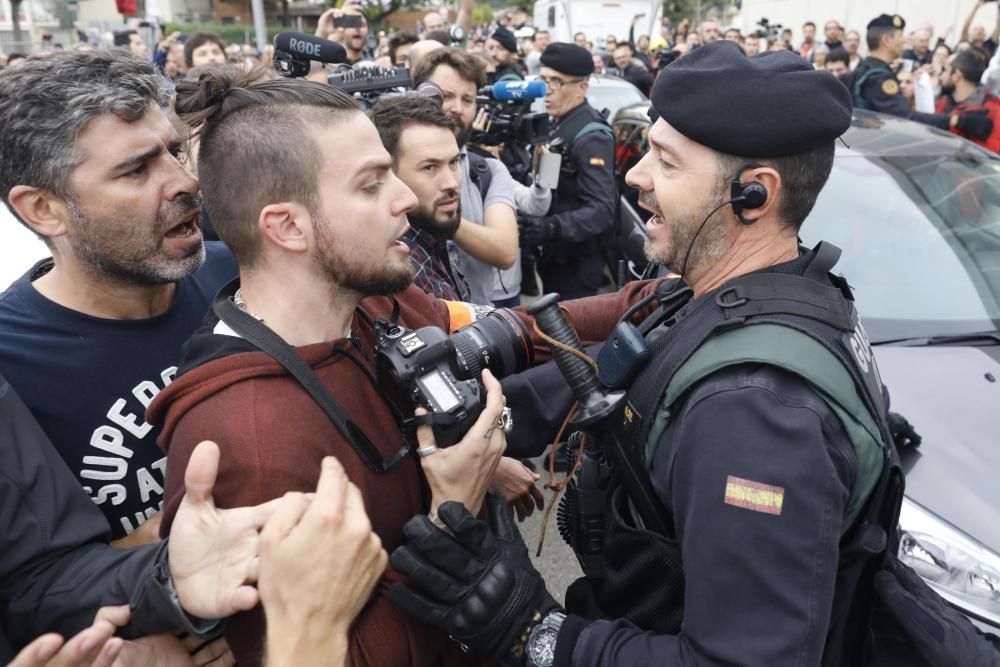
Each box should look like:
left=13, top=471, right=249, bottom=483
left=233, top=288, right=265, bottom=322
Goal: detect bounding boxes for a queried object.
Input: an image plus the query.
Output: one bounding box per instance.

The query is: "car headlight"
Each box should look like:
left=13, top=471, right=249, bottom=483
left=898, top=497, right=1000, bottom=626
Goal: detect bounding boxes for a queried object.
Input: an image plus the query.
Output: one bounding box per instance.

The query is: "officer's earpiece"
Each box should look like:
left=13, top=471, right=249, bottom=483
left=729, top=163, right=768, bottom=225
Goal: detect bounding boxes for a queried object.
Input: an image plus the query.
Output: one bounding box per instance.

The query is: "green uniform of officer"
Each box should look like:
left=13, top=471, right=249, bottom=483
left=517, top=43, right=617, bottom=299
left=384, top=40, right=962, bottom=667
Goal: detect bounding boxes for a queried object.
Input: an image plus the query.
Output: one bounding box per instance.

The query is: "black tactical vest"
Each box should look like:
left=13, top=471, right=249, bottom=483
left=566, top=243, right=902, bottom=666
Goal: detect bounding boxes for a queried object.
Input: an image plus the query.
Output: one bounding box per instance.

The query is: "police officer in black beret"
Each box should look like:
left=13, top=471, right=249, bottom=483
left=518, top=43, right=617, bottom=299
left=847, top=13, right=994, bottom=140
left=384, top=40, right=916, bottom=666
left=489, top=27, right=526, bottom=82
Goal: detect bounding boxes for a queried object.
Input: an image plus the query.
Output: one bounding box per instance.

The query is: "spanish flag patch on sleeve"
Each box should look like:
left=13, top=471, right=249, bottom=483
left=589, top=157, right=606, bottom=166
left=724, top=475, right=784, bottom=515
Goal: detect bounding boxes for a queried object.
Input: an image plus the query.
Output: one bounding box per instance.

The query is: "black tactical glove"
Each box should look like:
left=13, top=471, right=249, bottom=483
left=388, top=496, right=562, bottom=665
left=955, top=109, right=994, bottom=140
left=874, top=557, right=1000, bottom=667
left=887, top=411, right=921, bottom=450
left=518, top=215, right=559, bottom=247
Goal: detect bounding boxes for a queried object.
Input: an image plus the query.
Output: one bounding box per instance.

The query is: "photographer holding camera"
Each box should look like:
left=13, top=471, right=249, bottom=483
left=518, top=43, right=616, bottom=299
left=315, top=6, right=371, bottom=65
left=149, top=67, right=538, bottom=667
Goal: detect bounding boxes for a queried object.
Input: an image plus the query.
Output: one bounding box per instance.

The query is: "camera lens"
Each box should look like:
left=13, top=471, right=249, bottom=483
left=448, top=308, right=534, bottom=380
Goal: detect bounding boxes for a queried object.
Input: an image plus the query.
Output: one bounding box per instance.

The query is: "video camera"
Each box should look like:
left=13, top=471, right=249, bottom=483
left=375, top=308, right=533, bottom=447
left=470, top=80, right=550, bottom=146
left=753, top=17, right=783, bottom=40
left=327, top=65, right=417, bottom=109
left=273, top=31, right=429, bottom=109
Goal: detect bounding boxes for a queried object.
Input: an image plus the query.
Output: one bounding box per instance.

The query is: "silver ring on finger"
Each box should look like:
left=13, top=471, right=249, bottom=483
left=497, top=406, right=513, bottom=435
left=416, top=444, right=438, bottom=458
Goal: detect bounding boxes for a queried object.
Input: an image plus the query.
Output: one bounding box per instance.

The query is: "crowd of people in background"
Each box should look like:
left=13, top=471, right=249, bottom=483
left=4, top=1, right=999, bottom=117
left=1, top=1, right=1000, bottom=666
left=4, top=0, right=997, bottom=152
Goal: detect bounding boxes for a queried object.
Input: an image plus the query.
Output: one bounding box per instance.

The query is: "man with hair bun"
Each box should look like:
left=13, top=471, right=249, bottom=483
left=151, top=65, right=531, bottom=667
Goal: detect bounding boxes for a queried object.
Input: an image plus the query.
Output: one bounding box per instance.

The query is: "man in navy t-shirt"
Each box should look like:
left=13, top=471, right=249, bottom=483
left=0, top=50, right=237, bottom=544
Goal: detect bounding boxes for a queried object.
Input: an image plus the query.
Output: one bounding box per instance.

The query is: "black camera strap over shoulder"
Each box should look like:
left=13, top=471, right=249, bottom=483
left=212, top=284, right=410, bottom=474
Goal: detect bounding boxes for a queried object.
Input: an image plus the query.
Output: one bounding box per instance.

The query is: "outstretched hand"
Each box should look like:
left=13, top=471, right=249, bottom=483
left=168, top=441, right=282, bottom=619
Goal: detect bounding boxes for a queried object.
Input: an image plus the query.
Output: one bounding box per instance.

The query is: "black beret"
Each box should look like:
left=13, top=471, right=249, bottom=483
left=490, top=27, right=518, bottom=54
left=867, top=14, right=905, bottom=31
left=539, top=43, right=594, bottom=77
left=650, top=40, right=852, bottom=157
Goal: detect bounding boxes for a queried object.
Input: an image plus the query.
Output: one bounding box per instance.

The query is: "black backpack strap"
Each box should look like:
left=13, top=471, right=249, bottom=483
left=212, top=282, right=410, bottom=474
left=467, top=151, right=493, bottom=203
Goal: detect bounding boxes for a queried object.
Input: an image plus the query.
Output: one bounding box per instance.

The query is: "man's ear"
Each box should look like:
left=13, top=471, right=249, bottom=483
left=736, top=166, right=781, bottom=225
left=7, top=186, right=70, bottom=240
left=259, top=202, right=312, bottom=254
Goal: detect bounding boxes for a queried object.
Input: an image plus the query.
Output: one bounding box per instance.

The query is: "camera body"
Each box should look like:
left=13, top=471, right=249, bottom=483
left=471, top=88, right=550, bottom=146
left=378, top=324, right=485, bottom=447
left=375, top=309, right=533, bottom=447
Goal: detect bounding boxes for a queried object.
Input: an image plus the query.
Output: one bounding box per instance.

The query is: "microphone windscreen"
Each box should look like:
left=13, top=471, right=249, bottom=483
left=273, top=32, right=347, bottom=65
left=491, top=79, right=548, bottom=101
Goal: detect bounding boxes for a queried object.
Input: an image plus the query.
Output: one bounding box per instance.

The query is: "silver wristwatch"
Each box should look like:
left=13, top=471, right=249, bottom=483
left=526, top=610, right=566, bottom=667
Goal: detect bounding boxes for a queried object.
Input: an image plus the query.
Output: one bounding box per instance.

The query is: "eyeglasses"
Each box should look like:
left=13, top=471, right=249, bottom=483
left=538, top=76, right=586, bottom=91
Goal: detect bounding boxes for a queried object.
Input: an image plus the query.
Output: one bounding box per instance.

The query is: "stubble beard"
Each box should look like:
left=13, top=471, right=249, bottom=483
left=68, top=195, right=206, bottom=288
left=312, top=211, right=414, bottom=297
left=642, top=178, right=731, bottom=277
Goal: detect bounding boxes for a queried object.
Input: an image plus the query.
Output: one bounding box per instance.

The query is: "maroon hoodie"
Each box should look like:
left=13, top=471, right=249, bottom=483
left=148, top=277, right=660, bottom=666
left=148, top=285, right=480, bottom=667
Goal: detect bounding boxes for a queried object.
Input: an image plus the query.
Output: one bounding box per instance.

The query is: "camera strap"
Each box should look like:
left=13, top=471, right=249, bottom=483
left=213, top=286, right=410, bottom=473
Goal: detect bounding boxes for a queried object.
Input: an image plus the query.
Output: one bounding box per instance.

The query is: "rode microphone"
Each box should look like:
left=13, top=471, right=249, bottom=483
left=490, top=79, right=548, bottom=101
left=274, top=32, right=347, bottom=65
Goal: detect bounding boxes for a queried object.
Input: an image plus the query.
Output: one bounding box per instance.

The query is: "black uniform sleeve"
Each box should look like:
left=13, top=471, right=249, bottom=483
left=547, top=131, right=617, bottom=244
left=0, top=375, right=218, bottom=650
left=861, top=71, right=952, bottom=129
left=568, top=364, right=858, bottom=666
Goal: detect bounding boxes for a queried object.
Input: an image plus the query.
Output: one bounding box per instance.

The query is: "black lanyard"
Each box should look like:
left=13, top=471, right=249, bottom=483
left=212, top=284, right=410, bottom=474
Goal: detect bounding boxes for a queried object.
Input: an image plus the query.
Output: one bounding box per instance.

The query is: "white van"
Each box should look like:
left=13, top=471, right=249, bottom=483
left=533, top=0, right=664, bottom=48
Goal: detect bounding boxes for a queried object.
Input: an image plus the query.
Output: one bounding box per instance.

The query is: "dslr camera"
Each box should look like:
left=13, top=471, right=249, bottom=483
left=375, top=308, right=533, bottom=446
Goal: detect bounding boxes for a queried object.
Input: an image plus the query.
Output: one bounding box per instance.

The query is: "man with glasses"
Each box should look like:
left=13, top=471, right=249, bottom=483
left=518, top=43, right=616, bottom=299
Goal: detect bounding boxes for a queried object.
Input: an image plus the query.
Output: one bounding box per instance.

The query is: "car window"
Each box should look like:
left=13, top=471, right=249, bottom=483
left=586, top=83, right=646, bottom=120
left=801, top=153, right=1000, bottom=342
